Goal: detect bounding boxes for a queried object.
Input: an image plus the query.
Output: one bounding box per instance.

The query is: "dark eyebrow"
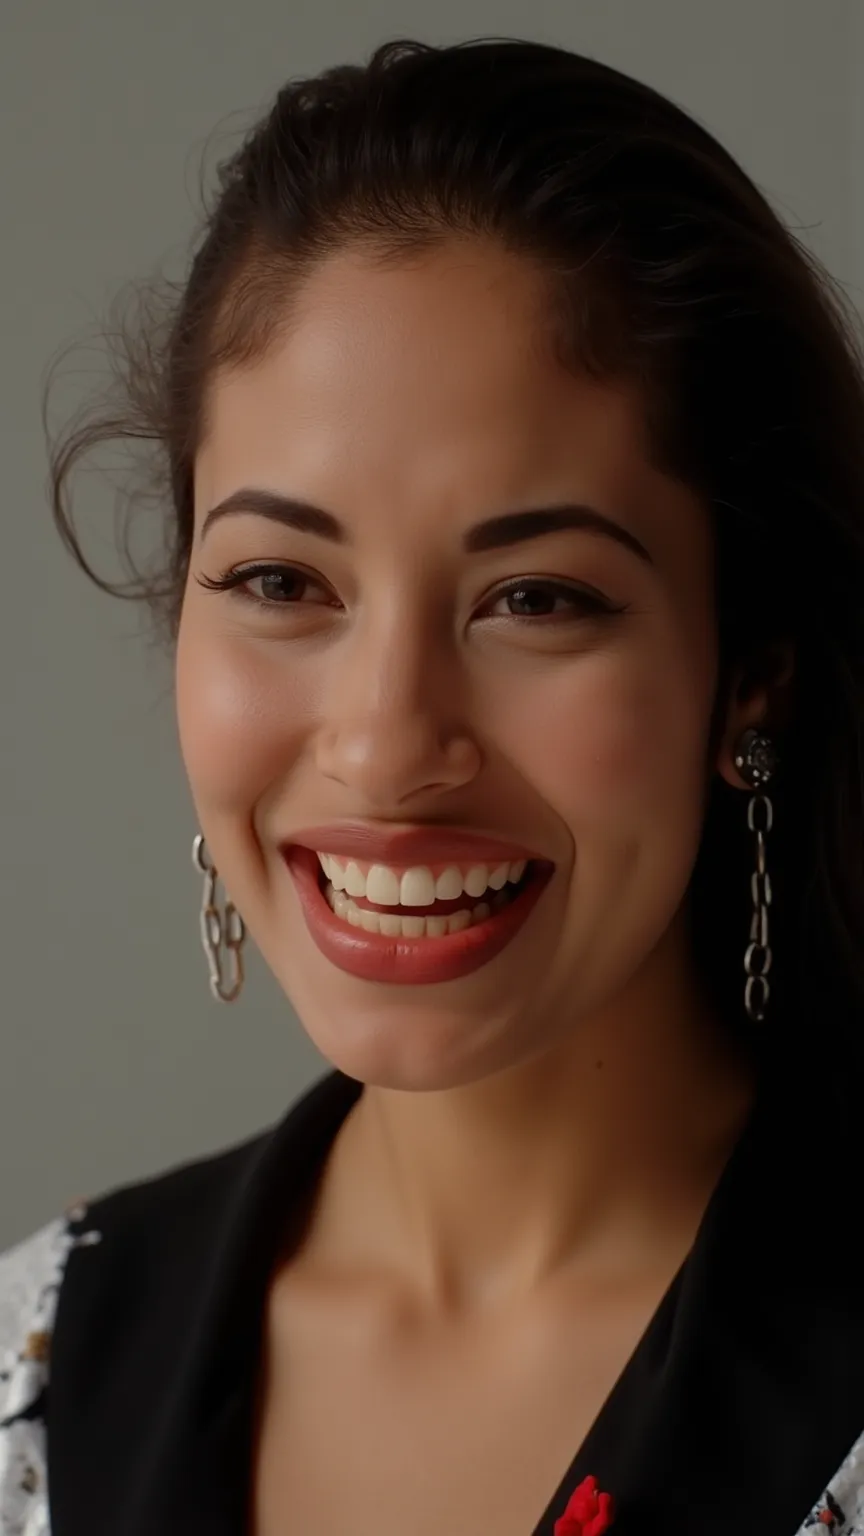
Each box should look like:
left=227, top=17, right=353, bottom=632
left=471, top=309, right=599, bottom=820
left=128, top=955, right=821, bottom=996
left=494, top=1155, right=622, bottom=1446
left=201, top=489, right=346, bottom=543
left=200, top=488, right=651, bottom=564
left=463, top=505, right=651, bottom=563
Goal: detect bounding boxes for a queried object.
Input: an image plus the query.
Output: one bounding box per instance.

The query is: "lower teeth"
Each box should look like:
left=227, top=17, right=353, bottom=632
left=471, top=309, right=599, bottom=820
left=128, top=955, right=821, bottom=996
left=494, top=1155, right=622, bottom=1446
left=324, top=882, right=513, bottom=937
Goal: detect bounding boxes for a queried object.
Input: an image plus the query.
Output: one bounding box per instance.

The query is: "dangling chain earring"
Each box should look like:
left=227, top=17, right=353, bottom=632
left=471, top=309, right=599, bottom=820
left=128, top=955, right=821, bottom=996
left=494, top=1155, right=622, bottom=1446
left=192, top=834, right=247, bottom=1003
left=733, top=728, right=778, bottom=1022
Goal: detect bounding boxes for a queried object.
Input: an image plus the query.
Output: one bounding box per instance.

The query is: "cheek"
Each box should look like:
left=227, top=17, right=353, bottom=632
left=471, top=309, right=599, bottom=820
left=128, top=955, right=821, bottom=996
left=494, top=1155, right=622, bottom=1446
left=175, top=621, right=314, bottom=813
left=497, top=643, right=714, bottom=837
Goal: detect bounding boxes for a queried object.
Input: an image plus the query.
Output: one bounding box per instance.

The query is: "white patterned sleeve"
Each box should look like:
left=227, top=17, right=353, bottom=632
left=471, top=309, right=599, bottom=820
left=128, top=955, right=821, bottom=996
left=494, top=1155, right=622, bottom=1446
left=0, top=1215, right=88, bottom=1536
left=795, top=1433, right=864, bottom=1532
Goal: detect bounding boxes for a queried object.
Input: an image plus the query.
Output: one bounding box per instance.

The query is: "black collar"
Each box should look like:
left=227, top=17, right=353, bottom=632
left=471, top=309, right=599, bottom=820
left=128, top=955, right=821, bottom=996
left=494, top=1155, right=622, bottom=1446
left=47, top=1061, right=864, bottom=1535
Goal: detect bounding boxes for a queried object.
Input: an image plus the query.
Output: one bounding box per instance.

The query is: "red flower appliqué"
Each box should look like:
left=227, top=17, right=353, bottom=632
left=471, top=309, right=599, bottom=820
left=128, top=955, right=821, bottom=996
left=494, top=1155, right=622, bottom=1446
left=553, top=1475, right=615, bottom=1535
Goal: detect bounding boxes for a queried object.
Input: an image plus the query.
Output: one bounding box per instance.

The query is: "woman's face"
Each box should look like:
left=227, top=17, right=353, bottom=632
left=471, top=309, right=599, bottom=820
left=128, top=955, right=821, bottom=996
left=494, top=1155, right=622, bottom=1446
left=178, top=239, right=724, bottom=1090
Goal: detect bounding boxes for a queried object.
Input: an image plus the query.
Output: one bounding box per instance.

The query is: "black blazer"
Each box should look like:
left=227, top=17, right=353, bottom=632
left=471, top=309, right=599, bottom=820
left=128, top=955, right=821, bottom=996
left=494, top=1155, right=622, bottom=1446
left=3, top=1062, right=864, bottom=1535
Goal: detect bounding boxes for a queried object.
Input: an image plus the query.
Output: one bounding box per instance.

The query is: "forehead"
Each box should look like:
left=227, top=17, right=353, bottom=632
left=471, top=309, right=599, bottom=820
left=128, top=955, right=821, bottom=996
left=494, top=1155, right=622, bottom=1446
left=196, top=242, right=665, bottom=525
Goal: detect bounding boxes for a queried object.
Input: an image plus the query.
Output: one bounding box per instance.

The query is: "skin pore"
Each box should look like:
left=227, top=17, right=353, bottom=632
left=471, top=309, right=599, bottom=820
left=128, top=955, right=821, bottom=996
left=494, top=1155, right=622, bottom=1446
left=176, top=238, right=767, bottom=1534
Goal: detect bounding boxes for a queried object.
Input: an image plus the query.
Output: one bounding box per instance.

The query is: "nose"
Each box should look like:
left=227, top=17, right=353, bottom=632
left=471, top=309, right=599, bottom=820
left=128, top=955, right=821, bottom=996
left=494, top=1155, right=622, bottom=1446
left=314, top=619, right=482, bottom=811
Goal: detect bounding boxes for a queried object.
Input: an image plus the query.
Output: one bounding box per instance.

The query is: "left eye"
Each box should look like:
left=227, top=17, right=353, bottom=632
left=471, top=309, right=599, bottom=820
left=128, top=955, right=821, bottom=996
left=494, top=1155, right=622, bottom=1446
left=482, top=580, right=616, bottom=618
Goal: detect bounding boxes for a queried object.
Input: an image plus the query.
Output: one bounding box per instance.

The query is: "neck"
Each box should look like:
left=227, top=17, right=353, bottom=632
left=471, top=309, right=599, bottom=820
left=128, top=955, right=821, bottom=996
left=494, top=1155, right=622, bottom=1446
left=308, top=937, right=755, bottom=1310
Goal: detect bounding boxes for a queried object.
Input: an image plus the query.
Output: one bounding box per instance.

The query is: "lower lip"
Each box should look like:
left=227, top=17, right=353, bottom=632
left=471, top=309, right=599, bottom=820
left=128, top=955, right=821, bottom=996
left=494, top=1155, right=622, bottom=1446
left=283, top=847, right=552, bottom=985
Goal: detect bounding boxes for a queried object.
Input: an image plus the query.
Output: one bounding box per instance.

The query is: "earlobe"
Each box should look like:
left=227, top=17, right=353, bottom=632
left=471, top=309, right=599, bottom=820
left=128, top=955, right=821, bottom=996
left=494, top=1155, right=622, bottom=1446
left=715, top=642, right=792, bottom=790
left=715, top=677, right=773, bottom=790
left=731, top=726, right=779, bottom=790
left=717, top=717, right=776, bottom=791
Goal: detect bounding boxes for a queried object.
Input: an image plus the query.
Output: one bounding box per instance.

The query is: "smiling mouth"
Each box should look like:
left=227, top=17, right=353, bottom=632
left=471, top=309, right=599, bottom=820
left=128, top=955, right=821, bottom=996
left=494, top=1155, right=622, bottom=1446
left=282, top=843, right=553, bottom=985
left=316, top=851, right=532, bottom=939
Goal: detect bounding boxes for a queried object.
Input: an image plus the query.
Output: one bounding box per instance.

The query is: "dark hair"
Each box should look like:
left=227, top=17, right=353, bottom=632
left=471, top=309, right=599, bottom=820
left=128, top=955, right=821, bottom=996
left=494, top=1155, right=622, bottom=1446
left=45, top=36, right=864, bottom=1064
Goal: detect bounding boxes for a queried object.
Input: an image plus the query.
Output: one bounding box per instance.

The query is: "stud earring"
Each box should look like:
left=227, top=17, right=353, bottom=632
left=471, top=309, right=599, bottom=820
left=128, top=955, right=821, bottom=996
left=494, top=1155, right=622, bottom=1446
left=733, top=728, right=778, bottom=1022
left=192, top=833, right=246, bottom=1003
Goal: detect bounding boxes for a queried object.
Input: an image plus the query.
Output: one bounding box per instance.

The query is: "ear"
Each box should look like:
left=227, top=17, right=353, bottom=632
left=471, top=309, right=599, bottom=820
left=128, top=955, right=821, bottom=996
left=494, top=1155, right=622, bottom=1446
left=715, top=642, right=794, bottom=791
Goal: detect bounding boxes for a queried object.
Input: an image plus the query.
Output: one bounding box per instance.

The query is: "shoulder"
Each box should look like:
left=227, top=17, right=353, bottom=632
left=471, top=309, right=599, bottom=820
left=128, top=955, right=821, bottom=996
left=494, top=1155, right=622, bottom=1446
left=0, top=1124, right=269, bottom=1400
left=0, top=1136, right=264, bottom=1536
left=0, top=1216, right=74, bottom=1354
left=0, top=1074, right=358, bottom=1534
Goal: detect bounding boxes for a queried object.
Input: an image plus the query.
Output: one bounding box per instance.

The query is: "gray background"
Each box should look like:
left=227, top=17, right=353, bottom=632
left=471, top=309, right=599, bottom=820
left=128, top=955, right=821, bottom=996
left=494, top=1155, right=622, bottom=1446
left=2, top=0, right=859, bottom=1248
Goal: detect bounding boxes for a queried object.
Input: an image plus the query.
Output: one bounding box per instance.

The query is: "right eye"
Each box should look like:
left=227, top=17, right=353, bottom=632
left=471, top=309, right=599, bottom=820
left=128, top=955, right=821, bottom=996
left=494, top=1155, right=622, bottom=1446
left=196, top=563, right=339, bottom=613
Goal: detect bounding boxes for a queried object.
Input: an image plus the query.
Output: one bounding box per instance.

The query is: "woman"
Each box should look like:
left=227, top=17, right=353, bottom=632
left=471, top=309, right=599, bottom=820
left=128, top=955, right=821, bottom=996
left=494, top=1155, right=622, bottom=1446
left=2, top=33, right=863, bottom=1536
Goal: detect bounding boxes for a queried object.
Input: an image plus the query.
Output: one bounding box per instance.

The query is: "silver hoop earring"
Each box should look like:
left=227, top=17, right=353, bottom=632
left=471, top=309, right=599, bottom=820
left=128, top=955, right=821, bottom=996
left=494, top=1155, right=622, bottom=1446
left=192, top=833, right=246, bottom=1003
left=733, top=728, right=778, bottom=1022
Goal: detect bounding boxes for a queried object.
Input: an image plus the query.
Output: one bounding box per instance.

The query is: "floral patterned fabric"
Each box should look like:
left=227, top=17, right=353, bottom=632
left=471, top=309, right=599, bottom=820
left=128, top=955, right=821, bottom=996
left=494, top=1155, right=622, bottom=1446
left=805, top=1448, right=864, bottom=1530
left=0, top=1212, right=101, bottom=1535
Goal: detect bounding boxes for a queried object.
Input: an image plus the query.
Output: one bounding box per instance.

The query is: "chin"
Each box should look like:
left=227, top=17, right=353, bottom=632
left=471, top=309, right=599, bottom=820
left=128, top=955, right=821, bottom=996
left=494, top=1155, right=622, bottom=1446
left=291, top=991, right=534, bottom=1094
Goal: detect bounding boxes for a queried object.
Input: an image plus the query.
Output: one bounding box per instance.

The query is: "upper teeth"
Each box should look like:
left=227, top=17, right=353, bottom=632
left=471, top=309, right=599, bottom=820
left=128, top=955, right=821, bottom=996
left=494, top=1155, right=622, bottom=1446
left=317, top=855, right=527, bottom=906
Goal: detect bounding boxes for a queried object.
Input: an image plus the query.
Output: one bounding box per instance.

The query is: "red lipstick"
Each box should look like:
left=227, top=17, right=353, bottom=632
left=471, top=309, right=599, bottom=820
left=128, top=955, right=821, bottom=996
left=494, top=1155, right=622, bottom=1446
left=281, top=829, right=553, bottom=986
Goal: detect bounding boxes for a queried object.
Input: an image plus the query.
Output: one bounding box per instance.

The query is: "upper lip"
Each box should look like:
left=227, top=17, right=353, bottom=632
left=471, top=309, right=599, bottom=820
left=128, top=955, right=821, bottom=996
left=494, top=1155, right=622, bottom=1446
left=283, top=822, right=549, bottom=866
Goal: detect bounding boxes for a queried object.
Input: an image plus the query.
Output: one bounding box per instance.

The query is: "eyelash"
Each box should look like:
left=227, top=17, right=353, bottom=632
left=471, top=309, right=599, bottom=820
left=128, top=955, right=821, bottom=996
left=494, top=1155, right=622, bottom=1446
left=196, top=564, right=335, bottom=612
left=195, top=563, right=627, bottom=622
